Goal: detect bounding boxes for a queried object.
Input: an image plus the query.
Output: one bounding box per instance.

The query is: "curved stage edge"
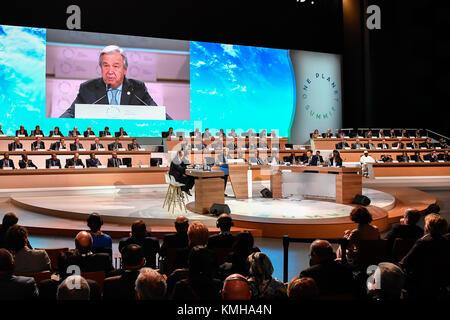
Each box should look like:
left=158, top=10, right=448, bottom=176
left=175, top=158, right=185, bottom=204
left=7, top=186, right=437, bottom=239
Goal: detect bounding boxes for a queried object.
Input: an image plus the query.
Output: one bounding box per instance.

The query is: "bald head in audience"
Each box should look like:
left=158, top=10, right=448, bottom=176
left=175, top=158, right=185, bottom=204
left=309, top=240, right=335, bottom=265
left=222, top=274, right=252, bottom=300
left=135, top=268, right=167, bottom=300
left=74, top=231, right=93, bottom=254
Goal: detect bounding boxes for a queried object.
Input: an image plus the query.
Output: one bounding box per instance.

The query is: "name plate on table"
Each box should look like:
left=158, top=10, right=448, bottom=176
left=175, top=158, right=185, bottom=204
left=98, top=148, right=105, bottom=151
left=138, top=148, right=145, bottom=151
left=59, top=148, right=67, bottom=151
left=49, top=166, right=60, bottom=169
left=53, top=135, right=61, bottom=137
left=376, top=147, right=381, bottom=149
left=18, top=135, right=25, bottom=137
left=88, top=135, right=96, bottom=137
left=97, top=165, right=106, bottom=169
left=74, top=165, right=84, bottom=169
left=2, top=167, right=13, bottom=170
left=421, top=147, right=427, bottom=149
left=331, top=136, right=337, bottom=138
left=35, top=135, right=43, bottom=137
left=438, top=160, right=445, bottom=163
left=285, top=148, right=291, bottom=150
left=316, top=136, right=323, bottom=139
left=421, top=136, right=427, bottom=138
left=406, top=147, right=412, bottom=149
left=344, top=136, right=350, bottom=138
left=192, top=148, right=199, bottom=151
left=15, top=148, right=24, bottom=151
left=119, top=165, right=127, bottom=168
left=392, top=147, right=398, bottom=149
left=139, top=165, right=149, bottom=168
left=392, top=160, right=399, bottom=163
left=0, top=135, right=6, bottom=137
left=409, top=160, right=416, bottom=163
left=26, top=167, right=36, bottom=170
left=436, top=147, right=441, bottom=149
left=240, top=148, right=247, bottom=150
left=79, top=148, right=86, bottom=151
left=75, top=104, right=166, bottom=120
left=424, top=160, right=430, bottom=163
left=344, top=147, right=351, bottom=150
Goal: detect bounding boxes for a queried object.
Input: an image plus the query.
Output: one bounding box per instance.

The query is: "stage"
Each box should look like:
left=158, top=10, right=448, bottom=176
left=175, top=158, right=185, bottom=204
left=0, top=179, right=436, bottom=238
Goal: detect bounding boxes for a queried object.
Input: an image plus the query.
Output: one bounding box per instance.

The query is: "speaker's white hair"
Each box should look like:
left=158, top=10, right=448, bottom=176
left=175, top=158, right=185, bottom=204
left=99, top=45, right=128, bottom=68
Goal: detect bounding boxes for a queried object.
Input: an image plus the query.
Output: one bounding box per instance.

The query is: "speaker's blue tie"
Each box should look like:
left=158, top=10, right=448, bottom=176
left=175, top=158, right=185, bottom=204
left=111, top=89, right=118, bottom=105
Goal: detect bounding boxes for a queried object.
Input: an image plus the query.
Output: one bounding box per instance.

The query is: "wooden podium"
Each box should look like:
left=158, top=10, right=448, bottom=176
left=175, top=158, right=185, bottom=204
left=228, top=164, right=249, bottom=199
left=185, top=169, right=224, bottom=214
left=270, top=166, right=362, bottom=204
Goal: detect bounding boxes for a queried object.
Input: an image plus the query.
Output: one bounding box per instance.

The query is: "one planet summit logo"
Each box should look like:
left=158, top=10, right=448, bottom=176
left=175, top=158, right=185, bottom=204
left=302, top=73, right=339, bottom=120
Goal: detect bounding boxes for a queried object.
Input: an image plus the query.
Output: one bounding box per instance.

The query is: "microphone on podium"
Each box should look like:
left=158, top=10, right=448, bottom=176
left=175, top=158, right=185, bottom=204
left=128, top=85, right=149, bottom=106
left=92, top=84, right=111, bottom=104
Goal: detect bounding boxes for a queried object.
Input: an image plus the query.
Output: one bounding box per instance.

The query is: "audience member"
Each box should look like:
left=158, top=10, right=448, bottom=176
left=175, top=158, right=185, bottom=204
left=300, top=240, right=354, bottom=297
left=247, top=252, right=287, bottom=300
left=5, top=225, right=50, bottom=273
left=287, top=276, right=319, bottom=300
left=367, top=262, right=405, bottom=301
left=160, top=216, right=189, bottom=260
left=119, top=220, right=160, bottom=269
left=19, top=154, right=37, bottom=169
left=86, top=213, right=112, bottom=251
left=103, top=244, right=145, bottom=300
left=328, top=149, right=343, bottom=167
left=0, top=249, right=38, bottom=300
left=0, top=212, right=19, bottom=249
left=171, top=221, right=209, bottom=270
left=171, top=246, right=221, bottom=300
left=207, top=214, right=236, bottom=249
left=222, top=273, right=252, bottom=300
left=135, top=267, right=167, bottom=300
left=399, top=214, right=450, bottom=298
left=56, top=275, right=90, bottom=300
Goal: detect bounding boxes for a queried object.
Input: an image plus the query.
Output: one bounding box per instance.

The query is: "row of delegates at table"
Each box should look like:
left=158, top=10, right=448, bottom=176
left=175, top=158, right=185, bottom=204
left=312, top=128, right=428, bottom=139
left=382, top=150, right=450, bottom=163
left=334, top=137, right=444, bottom=150
left=0, top=151, right=129, bottom=169
left=283, top=150, right=344, bottom=167
left=163, top=127, right=279, bottom=139
left=7, top=137, right=141, bottom=152
left=7, top=125, right=129, bottom=138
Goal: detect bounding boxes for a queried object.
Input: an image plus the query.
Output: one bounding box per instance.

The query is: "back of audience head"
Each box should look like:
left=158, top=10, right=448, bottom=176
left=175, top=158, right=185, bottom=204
left=1, top=212, right=18, bottom=231
left=0, top=248, right=14, bottom=274
left=424, top=213, right=448, bottom=236
left=232, top=231, right=254, bottom=254
left=187, top=221, right=209, bottom=247
left=287, top=277, right=319, bottom=300
left=350, top=206, right=373, bottom=225
left=367, top=262, right=405, bottom=300
left=57, top=275, right=90, bottom=300
left=135, top=267, right=167, bottom=300
left=247, top=252, right=274, bottom=282
left=74, top=231, right=93, bottom=254
left=86, top=212, right=103, bottom=233
left=309, top=239, right=335, bottom=265
left=5, top=225, right=28, bottom=252
left=222, top=274, right=252, bottom=300
left=122, top=244, right=145, bottom=269
left=217, top=214, right=233, bottom=232
left=188, top=245, right=218, bottom=280
left=401, top=209, right=421, bottom=226
left=131, top=220, right=148, bottom=239
left=174, top=216, right=189, bottom=234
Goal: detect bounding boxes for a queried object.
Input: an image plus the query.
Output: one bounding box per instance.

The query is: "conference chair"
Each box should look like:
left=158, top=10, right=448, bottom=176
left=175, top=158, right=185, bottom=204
left=122, top=158, right=132, bottom=167
left=14, top=270, right=52, bottom=284
left=283, top=156, right=293, bottom=164
left=81, top=270, right=105, bottom=294
left=163, top=174, right=187, bottom=214
left=36, top=247, right=69, bottom=272
left=150, top=158, right=163, bottom=167
left=353, top=240, right=388, bottom=271
left=391, top=238, right=417, bottom=263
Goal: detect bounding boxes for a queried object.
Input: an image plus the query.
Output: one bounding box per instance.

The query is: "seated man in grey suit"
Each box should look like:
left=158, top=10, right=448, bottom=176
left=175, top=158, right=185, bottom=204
left=0, top=153, right=15, bottom=169
left=60, top=45, right=172, bottom=120
left=19, top=154, right=38, bottom=169
left=70, top=138, right=84, bottom=151
left=108, top=138, right=123, bottom=151
left=351, top=139, right=363, bottom=149
left=128, top=138, right=141, bottom=151
left=31, top=137, right=45, bottom=151
left=364, top=139, right=376, bottom=150
left=86, top=152, right=102, bottom=168
left=407, top=138, right=419, bottom=149
left=8, top=137, right=23, bottom=151
left=83, top=126, right=96, bottom=137
left=46, top=153, right=62, bottom=168
left=90, top=138, right=104, bottom=150
left=30, top=125, right=44, bottom=137
left=65, top=153, right=85, bottom=168
left=50, top=138, right=68, bottom=151
left=392, top=138, right=405, bottom=149
left=115, top=127, right=128, bottom=137
left=377, top=139, right=390, bottom=149
left=15, top=125, right=28, bottom=137
left=0, top=249, right=38, bottom=300
left=99, top=126, right=113, bottom=137
left=107, top=152, right=123, bottom=167
left=67, top=126, right=81, bottom=137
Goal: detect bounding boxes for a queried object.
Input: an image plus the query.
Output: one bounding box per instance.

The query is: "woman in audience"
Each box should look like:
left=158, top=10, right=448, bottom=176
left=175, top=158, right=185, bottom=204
left=246, top=252, right=287, bottom=300
left=0, top=212, right=19, bottom=249
left=5, top=225, right=51, bottom=273
left=336, top=207, right=380, bottom=266
left=86, top=213, right=112, bottom=251
left=287, top=276, right=319, bottom=300
left=312, top=129, right=321, bottom=138
left=171, top=245, right=222, bottom=300
left=328, top=150, right=343, bottom=167
left=219, top=231, right=260, bottom=279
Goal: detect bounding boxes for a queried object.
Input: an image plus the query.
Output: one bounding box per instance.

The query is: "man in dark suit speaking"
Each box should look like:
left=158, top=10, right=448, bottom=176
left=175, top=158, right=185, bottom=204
left=60, top=45, right=172, bottom=120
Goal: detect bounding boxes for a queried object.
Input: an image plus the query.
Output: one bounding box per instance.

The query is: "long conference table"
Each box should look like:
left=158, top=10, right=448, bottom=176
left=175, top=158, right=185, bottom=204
left=312, top=137, right=428, bottom=150
left=166, top=136, right=289, bottom=151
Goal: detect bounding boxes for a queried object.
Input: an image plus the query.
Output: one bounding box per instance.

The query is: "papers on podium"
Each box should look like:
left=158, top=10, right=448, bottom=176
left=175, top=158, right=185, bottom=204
left=75, top=104, right=166, bottom=120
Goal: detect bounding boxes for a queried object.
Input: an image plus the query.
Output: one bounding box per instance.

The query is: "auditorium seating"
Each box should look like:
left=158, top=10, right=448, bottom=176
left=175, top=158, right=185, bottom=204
left=14, top=270, right=52, bottom=284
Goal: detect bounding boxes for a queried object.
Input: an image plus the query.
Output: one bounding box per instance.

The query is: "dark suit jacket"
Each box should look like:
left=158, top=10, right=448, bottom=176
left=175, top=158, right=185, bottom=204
left=19, top=159, right=37, bottom=169
left=60, top=77, right=172, bottom=119
left=384, top=224, right=423, bottom=256
left=90, top=143, right=104, bottom=150
left=169, top=157, right=187, bottom=181
left=103, top=270, right=140, bottom=300
left=128, top=143, right=141, bottom=151
left=364, top=143, right=375, bottom=150
left=410, top=155, right=423, bottom=162
left=99, top=131, right=112, bottom=137
left=207, top=233, right=236, bottom=249
left=115, top=131, right=128, bottom=137
left=119, top=236, right=160, bottom=269
left=30, top=130, right=44, bottom=136
left=351, top=143, right=363, bottom=149
left=392, top=142, right=405, bottom=149
left=8, top=142, right=23, bottom=151
left=83, top=130, right=96, bottom=137
left=31, top=141, right=45, bottom=150
left=68, top=131, right=81, bottom=137
left=46, top=158, right=61, bottom=168
left=303, top=155, right=319, bottom=166
left=336, top=142, right=349, bottom=149
left=0, top=158, right=15, bottom=169
left=65, top=158, right=85, bottom=168
left=107, top=157, right=122, bottom=167
left=160, top=233, right=188, bottom=258
left=377, top=143, right=390, bottom=149
left=59, top=250, right=114, bottom=278
left=70, top=143, right=84, bottom=151
left=86, top=158, right=102, bottom=168
left=108, top=142, right=123, bottom=151
left=0, top=274, right=38, bottom=300
left=397, top=155, right=410, bottom=162
left=50, top=142, right=68, bottom=150
left=420, top=142, right=434, bottom=149
left=407, top=143, right=419, bottom=149
left=15, top=130, right=28, bottom=137
left=49, top=130, right=64, bottom=137
left=299, top=260, right=355, bottom=296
